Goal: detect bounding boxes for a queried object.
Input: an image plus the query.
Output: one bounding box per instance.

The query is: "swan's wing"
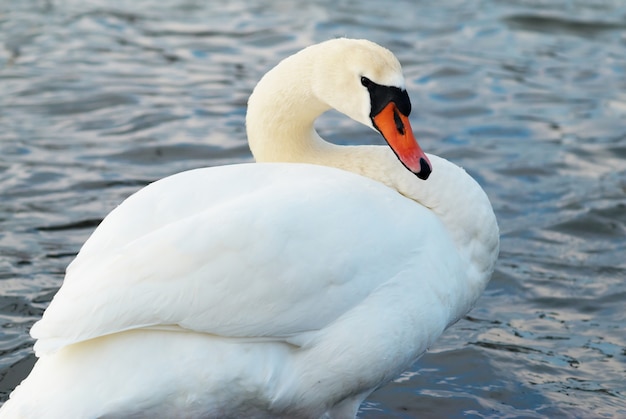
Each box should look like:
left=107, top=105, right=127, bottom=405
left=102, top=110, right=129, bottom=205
left=31, top=164, right=448, bottom=355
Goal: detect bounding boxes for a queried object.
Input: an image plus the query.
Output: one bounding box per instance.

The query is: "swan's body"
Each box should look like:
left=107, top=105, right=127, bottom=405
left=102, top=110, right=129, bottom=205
left=1, top=39, right=498, bottom=418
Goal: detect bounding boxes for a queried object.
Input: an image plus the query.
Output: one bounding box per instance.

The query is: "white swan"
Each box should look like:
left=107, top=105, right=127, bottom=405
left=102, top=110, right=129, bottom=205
left=0, top=38, right=499, bottom=418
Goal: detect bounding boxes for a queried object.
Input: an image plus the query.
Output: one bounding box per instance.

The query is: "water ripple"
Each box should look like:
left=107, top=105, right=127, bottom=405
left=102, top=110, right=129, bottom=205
left=1, top=0, right=626, bottom=416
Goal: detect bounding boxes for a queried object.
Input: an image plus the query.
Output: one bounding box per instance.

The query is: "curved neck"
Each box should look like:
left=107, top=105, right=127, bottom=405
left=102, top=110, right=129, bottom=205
left=246, top=50, right=405, bottom=183
left=246, top=51, right=331, bottom=165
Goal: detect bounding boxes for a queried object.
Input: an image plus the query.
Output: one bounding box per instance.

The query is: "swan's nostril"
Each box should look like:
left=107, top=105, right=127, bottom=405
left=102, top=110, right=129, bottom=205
left=416, top=157, right=432, bottom=180
left=393, top=108, right=405, bottom=135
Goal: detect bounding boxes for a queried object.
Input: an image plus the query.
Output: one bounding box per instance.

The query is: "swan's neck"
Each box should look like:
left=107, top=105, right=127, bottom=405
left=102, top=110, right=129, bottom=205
left=246, top=54, right=335, bottom=166
left=246, top=51, right=409, bottom=183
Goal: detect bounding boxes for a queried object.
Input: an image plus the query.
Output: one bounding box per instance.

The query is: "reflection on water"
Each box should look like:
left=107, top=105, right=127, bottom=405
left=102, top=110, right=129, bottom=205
left=1, top=0, right=625, bottom=417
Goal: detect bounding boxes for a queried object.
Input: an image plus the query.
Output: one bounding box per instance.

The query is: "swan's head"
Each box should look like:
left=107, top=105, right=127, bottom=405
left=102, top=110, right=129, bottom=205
left=310, top=38, right=432, bottom=180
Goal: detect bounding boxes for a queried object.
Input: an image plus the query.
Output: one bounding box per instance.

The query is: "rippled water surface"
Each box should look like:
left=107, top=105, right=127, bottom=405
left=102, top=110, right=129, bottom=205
left=1, top=0, right=626, bottom=417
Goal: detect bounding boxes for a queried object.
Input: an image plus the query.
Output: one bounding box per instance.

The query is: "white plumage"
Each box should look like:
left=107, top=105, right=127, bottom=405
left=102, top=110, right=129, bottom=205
left=1, top=38, right=498, bottom=418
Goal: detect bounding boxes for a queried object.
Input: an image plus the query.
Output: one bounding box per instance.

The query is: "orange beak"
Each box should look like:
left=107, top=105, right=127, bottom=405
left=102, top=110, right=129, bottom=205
left=372, top=102, right=432, bottom=180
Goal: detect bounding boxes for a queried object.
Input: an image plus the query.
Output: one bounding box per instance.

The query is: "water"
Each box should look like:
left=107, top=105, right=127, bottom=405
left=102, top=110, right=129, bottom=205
left=1, top=0, right=625, bottom=417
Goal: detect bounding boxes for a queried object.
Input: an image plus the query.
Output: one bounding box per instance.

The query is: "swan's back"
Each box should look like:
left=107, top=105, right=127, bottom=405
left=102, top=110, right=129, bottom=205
left=9, top=163, right=464, bottom=419
left=31, top=163, right=461, bottom=354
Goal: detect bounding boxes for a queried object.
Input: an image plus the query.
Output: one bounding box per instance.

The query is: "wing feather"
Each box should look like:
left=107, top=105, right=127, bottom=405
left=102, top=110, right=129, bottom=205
left=32, top=164, right=445, bottom=355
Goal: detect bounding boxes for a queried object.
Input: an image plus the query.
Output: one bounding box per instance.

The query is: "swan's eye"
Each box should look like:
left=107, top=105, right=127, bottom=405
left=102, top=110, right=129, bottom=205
left=360, top=76, right=372, bottom=87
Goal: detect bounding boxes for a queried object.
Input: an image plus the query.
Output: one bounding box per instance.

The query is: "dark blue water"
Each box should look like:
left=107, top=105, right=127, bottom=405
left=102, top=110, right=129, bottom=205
left=1, top=0, right=625, bottom=417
